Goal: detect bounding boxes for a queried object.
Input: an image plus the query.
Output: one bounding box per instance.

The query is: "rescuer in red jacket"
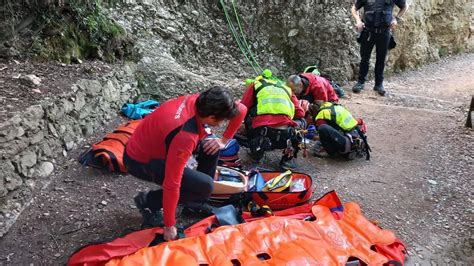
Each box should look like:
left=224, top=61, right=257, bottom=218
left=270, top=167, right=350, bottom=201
left=286, top=73, right=339, bottom=125
left=287, top=73, right=339, bottom=105
left=124, top=86, right=246, bottom=241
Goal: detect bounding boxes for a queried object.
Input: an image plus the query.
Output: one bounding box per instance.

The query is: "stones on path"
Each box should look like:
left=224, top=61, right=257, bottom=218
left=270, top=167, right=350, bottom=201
left=21, top=74, right=42, bottom=86
left=36, top=162, right=54, bottom=178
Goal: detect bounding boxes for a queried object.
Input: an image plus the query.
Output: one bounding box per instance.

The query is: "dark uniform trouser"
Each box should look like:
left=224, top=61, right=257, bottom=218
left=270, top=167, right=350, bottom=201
left=124, top=145, right=217, bottom=212
left=318, top=124, right=348, bottom=156
left=358, top=28, right=391, bottom=86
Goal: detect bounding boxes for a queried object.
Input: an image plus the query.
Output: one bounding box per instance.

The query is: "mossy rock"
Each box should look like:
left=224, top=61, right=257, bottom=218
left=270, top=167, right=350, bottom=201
left=28, top=1, right=134, bottom=63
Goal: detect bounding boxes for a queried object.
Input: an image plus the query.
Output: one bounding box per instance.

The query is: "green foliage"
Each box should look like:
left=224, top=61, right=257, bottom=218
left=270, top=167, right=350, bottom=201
left=33, top=0, right=132, bottom=62
left=438, top=47, right=448, bottom=58
left=70, top=0, right=124, bottom=44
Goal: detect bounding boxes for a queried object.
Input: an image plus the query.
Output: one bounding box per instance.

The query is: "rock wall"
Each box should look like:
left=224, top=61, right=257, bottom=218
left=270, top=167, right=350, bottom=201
left=388, top=0, right=473, bottom=70
left=0, top=65, right=139, bottom=237
left=106, top=0, right=472, bottom=100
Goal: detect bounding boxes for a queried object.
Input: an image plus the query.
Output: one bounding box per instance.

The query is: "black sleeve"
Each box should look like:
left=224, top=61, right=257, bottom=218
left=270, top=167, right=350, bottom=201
left=394, top=0, right=407, bottom=9
left=355, top=0, right=366, bottom=10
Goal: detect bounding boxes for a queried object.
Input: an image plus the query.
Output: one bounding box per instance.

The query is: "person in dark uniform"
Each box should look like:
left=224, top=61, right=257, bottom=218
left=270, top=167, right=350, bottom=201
left=351, top=0, right=409, bottom=96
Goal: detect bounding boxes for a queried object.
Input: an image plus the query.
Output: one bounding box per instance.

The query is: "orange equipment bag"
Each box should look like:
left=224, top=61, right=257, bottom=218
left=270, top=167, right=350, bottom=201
left=68, top=191, right=407, bottom=266
left=79, top=120, right=142, bottom=173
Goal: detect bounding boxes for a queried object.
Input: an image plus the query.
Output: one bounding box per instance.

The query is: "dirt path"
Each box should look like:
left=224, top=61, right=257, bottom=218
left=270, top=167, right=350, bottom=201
left=0, top=54, right=473, bottom=265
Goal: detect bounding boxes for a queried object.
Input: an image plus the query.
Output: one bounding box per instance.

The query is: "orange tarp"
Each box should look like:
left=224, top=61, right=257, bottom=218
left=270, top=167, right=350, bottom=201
left=106, top=202, right=396, bottom=265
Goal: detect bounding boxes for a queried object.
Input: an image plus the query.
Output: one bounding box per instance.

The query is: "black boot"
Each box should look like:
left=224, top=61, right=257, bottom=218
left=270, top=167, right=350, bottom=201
left=352, top=82, right=365, bottom=93
left=134, top=191, right=164, bottom=228
left=374, top=84, right=386, bottom=96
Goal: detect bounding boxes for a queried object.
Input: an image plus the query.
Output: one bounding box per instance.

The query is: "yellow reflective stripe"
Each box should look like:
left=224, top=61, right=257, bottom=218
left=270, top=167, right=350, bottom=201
left=343, top=114, right=354, bottom=125
left=261, top=98, right=292, bottom=106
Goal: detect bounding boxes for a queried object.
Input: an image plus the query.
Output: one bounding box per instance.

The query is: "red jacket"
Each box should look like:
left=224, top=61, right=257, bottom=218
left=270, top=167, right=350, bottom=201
left=299, top=73, right=339, bottom=103
left=126, top=94, right=246, bottom=226
left=241, top=83, right=305, bottom=129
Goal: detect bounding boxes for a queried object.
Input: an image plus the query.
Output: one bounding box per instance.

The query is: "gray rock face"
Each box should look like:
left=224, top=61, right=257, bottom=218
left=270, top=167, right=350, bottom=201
left=102, top=80, right=120, bottom=102
left=107, top=0, right=472, bottom=94
left=19, top=150, right=37, bottom=169
left=22, top=105, right=44, bottom=130
left=78, top=79, right=102, bottom=97
left=0, top=63, right=139, bottom=237
left=0, top=161, right=22, bottom=193
left=30, top=131, right=44, bottom=145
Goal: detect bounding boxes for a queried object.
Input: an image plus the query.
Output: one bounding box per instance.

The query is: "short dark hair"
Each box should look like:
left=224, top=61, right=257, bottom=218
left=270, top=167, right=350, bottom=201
left=196, top=86, right=238, bottom=120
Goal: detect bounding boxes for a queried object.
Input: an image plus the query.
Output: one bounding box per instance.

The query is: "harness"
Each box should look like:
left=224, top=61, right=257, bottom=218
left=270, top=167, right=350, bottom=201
left=248, top=126, right=301, bottom=159
left=318, top=103, right=358, bottom=133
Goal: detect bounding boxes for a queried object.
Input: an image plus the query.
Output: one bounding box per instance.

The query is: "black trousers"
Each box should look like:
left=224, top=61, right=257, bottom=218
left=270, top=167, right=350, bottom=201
left=249, top=126, right=299, bottom=162
left=318, top=124, right=349, bottom=156
left=124, top=145, right=217, bottom=212
left=358, top=28, right=391, bottom=86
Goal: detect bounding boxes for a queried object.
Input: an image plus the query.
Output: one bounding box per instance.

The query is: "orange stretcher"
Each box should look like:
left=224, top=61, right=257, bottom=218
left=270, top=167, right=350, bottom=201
left=68, top=191, right=406, bottom=266
left=106, top=203, right=398, bottom=265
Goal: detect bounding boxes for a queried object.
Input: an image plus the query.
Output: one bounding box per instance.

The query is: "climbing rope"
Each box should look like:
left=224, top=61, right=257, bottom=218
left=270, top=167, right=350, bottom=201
left=230, top=0, right=263, bottom=72
left=219, top=0, right=262, bottom=75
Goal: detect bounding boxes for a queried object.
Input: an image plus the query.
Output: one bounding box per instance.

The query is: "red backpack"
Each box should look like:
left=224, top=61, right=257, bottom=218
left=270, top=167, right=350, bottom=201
left=213, top=170, right=314, bottom=211
left=243, top=170, right=313, bottom=210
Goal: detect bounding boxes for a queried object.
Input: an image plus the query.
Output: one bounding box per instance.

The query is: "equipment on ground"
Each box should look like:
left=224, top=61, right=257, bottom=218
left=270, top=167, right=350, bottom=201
left=79, top=120, right=142, bottom=172
left=121, top=100, right=159, bottom=120
left=262, top=170, right=293, bottom=192
left=211, top=167, right=313, bottom=211
left=242, top=170, right=313, bottom=210
left=211, top=166, right=248, bottom=200
left=218, top=138, right=241, bottom=167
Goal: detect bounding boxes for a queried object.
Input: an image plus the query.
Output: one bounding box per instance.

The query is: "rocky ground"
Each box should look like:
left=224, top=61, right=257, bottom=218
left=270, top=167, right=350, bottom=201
left=0, top=53, right=473, bottom=265
left=0, top=59, right=112, bottom=121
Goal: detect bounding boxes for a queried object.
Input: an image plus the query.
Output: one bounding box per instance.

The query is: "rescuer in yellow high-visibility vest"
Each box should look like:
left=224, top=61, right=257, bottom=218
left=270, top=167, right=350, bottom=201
left=313, top=102, right=370, bottom=160
left=240, top=69, right=306, bottom=170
